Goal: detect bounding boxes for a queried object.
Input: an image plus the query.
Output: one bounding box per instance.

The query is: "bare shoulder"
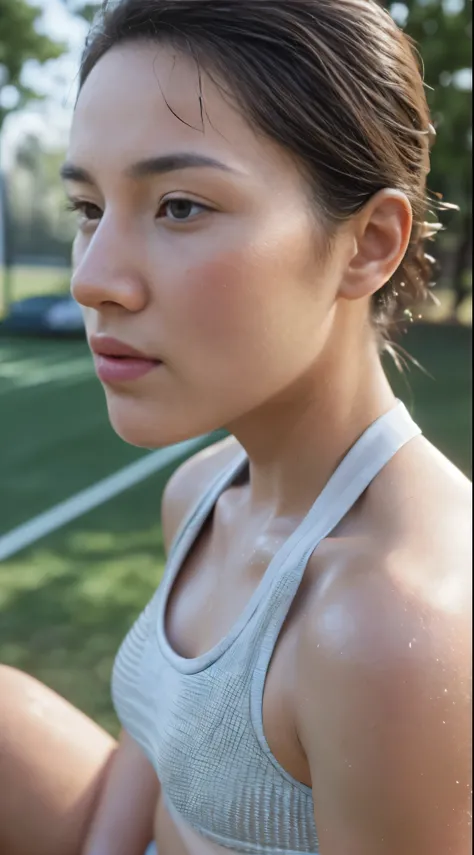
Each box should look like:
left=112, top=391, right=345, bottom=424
left=294, top=436, right=472, bottom=853
left=161, top=434, right=243, bottom=554
left=370, top=432, right=471, bottom=543
left=297, top=433, right=472, bottom=706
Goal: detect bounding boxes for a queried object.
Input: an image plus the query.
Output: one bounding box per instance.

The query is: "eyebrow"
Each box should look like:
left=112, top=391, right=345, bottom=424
left=60, top=153, right=242, bottom=184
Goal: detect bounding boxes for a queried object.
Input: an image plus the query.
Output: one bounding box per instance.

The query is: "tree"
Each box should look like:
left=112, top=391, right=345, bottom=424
left=389, top=1, right=471, bottom=206
left=0, top=0, right=66, bottom=130
left=388, top=0, right=472, bottom=312
left=10, top=133, right=75, bottom=260
left=61, top=1, right=102, bottom=24
left=0, top=1, right=67, bottom=312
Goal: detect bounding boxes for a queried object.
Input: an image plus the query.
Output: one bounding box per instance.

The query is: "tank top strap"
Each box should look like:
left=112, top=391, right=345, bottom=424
left=253, top=399, right=421, bottom=625
left=164, top=442, right=248, bottom=573
left=250, top=401, right=422, bottom=776
left=165, top=401, right=420, bottom=606
left=291, top=398, right=421, bottom=550
left=250, top=401, right=422, bottom=763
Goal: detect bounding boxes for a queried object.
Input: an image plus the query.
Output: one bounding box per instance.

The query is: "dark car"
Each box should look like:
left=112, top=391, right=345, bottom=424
left=0, top=295, right=85, bottom=337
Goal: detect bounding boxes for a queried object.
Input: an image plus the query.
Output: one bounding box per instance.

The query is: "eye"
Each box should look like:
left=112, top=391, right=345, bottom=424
left=66, top=199, right=103, bottom=223
left=158, top=198, right=211, bottom=222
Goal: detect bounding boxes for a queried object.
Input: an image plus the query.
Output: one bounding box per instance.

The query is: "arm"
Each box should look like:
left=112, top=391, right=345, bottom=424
left=295, top=561, right=472, bottom=855
left=82, top=729, right=160, bottom=855
left=81, top=441, right=234, bottom=855
left=80, top=449, right=196, bottom=855
left=83, top=439, right=239, bottom=855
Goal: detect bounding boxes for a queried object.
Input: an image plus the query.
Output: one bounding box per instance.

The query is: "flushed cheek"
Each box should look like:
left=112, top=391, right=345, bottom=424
left=174, top=250, right=280, bottom=358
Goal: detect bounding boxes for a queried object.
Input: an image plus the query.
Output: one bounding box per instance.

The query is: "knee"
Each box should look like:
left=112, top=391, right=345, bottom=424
left=0, top=665, right=53, bottom=764
left=0, top=663, right=42, bottom=699
left=0, top=665, right=53, bottom=728
left=0, top=666, right=116, bottom=855
left=0, top=664, right=115, bottom=762
left=0, top=665, right=32, bottom=739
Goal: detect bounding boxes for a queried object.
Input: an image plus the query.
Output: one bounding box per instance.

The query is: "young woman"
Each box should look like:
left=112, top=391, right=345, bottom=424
left=0, top=1, right=471, bottom=854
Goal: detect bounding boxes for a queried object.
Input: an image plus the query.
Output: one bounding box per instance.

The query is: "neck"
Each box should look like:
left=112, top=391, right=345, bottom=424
left=226, top=334, right=396, bottom=521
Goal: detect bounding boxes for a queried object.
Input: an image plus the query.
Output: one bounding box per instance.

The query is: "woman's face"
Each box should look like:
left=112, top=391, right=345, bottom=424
left=66, top=43, right=348, bottom=448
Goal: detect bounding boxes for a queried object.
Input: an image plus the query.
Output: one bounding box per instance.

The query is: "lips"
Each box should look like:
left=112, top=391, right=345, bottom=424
left=89, top=334, right=159, bottom=360
left=89, top=335, right=163, bottom=383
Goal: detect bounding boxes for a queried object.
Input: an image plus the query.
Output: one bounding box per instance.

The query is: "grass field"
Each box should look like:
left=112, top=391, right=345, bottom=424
left=0, top=322, right=471, bottom=736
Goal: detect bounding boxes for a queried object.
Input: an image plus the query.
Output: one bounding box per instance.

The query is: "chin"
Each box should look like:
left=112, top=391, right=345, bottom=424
left=104, top=395, right=206, bottom=450
left=109, top=414, right=201, bottom=450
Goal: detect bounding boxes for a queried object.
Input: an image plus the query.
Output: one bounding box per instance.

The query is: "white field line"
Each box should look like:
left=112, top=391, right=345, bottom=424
left=0, top=356, right=94, bottom=396
left=0, top=436, right=208, bottom=561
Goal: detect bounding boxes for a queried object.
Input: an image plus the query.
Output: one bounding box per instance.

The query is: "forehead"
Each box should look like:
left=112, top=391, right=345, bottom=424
left=69, top=42, right=282, bottom=178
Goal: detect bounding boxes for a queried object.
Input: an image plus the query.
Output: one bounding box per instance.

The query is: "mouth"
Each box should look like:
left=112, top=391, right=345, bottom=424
left=93, top=353, right=163, bottom=383
left=89, top=335, right=163, bottom=383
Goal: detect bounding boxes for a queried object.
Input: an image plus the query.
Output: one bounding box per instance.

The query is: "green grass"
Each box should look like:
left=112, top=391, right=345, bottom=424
left=384, top=323, right=472, bottom=476
left=0, top=338, right=146, bottom=532
left=0, top=323, right=471, bottom=736
left=0, top=489, right=170, bottom=735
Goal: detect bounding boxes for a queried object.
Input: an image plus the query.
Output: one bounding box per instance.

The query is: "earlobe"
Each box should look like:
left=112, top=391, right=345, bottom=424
left=339, top=189, right=413, bottom=302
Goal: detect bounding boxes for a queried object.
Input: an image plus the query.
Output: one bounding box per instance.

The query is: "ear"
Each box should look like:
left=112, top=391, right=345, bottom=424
left=339, top=189, right=413, bottom=301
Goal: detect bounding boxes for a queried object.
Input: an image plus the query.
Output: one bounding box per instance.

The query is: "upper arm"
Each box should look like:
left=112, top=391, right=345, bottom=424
left=160, top=435, right=240, bottom=555
left=82, top=730, right=160, bottom=855
left=296, top=565, right=472, bottom=855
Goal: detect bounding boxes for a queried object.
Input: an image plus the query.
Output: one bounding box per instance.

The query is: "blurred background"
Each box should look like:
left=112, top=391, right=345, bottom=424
left=0, top=0, right=471, bottom=736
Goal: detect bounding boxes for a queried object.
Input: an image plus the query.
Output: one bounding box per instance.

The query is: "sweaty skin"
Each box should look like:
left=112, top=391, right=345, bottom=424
left=61, top=42, right=472, bottom=855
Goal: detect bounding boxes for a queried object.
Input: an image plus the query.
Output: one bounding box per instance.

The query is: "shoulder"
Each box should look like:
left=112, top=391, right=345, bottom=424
left=296, top=435, right=472, bottom=740
left=365, top=432, right=471, bottom=552
left=297, top=538, right=471, bottom=700
left=298, top=432, right=472, bottom=657
left=294, top=449, right=472, bottom=850
left=161, top=434, right=243, bottom=554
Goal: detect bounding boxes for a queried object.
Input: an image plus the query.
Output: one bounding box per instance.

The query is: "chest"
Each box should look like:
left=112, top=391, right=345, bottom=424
left=163, top=491, right=313, bottom=788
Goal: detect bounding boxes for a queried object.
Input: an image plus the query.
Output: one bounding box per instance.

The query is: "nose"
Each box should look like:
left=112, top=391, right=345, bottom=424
left=71, top=220, right=149, bottom=313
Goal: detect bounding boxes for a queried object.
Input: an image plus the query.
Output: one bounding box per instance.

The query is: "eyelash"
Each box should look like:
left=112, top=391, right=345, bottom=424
left=65, top=200, right=102, bottom=221
left=65, top=198, right=211, bottom=224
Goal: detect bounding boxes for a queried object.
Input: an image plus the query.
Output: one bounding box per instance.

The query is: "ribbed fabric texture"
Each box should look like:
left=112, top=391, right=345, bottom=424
left=112, top=401, right=421, bottom=854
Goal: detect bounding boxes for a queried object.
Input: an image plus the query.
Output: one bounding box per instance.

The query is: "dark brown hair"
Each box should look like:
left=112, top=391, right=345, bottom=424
left=79, top=0, right=450, bottom=355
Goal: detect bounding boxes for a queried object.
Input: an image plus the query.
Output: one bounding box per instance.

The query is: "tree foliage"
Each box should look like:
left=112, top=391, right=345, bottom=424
left=61, top=1, right=101, bottom=23
left=388, top=0, right=472, bottom=300
left=0, top=0, right=65, bottom=129
left=389, top=0, right=472, bottom=211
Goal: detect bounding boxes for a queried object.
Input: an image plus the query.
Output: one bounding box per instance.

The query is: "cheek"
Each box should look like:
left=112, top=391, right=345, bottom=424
left=177, top=249, right=264, bottom=349
left=173, top=237, right=324, bottom=371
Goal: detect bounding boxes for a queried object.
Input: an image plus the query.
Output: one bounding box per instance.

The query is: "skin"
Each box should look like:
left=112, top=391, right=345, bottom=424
left=0, top=39, right=470, bottom=855
left=66, top=41, right=404, bottom=493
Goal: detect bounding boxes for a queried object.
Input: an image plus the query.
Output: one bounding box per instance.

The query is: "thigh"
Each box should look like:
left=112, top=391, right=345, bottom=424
left=0, top=665, right=117, bottom=855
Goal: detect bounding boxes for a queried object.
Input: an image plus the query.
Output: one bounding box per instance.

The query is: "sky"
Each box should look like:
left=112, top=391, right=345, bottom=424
left=1, top=0, right=472, bottom=168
